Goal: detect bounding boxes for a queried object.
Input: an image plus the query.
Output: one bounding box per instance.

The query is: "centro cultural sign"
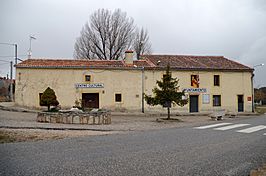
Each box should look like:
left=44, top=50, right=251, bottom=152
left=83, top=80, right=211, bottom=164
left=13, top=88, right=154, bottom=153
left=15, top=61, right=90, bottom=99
left=75, top=83, right=104, bottom=88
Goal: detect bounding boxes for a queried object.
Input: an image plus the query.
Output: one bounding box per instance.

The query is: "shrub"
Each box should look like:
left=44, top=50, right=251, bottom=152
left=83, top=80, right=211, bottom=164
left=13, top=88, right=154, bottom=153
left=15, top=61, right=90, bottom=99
left=40, top=87, right=59, bottom=111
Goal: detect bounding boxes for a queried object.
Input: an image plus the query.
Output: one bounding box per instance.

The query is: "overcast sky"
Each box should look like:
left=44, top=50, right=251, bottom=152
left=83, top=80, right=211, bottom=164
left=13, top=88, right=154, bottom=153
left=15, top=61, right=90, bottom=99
left=0, top=0, right=265, bottom=87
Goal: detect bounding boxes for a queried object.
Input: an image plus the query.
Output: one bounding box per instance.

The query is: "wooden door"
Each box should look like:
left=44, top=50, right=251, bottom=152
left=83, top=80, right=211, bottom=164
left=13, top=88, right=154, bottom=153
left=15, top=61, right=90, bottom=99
left=82, top=93, right=99, bottom=108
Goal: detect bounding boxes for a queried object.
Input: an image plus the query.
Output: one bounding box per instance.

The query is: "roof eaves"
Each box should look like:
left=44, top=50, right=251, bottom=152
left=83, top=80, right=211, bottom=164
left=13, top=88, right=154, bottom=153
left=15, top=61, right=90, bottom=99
left=15, top=65, right=149, bottom=70
left=144, top=66, right=253, bottom=72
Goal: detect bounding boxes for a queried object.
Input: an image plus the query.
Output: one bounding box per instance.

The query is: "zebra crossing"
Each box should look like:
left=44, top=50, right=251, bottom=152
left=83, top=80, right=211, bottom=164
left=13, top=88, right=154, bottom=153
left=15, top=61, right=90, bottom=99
left=194, top=123, right=266, bottom=135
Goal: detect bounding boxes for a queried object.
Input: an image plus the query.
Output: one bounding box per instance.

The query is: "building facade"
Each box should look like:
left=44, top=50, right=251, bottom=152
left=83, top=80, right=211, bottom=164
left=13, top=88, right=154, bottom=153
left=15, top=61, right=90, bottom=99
left=15, top=52, right=253, bottom=113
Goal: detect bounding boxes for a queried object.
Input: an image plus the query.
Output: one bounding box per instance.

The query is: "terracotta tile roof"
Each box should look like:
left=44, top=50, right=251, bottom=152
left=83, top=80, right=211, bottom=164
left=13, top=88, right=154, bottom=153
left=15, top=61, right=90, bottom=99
left=16, top=59, right=151, bottom=69
left=16, top=59, right=123, bottom=68
left=16, top=55, right=253, bottom=71
left=141, top=55, right=253, bottom=71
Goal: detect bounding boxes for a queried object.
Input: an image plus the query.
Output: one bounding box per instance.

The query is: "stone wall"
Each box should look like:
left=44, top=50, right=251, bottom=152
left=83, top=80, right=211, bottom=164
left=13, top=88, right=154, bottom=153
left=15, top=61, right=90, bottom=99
left=37, top=111, right=111, bottom=125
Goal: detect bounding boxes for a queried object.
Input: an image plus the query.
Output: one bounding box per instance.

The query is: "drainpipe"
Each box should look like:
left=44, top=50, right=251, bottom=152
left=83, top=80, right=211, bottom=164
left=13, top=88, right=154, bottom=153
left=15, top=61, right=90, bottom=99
left=141, top=67, right=144, bottom=113
left=251, top=73, right=254, bottom=113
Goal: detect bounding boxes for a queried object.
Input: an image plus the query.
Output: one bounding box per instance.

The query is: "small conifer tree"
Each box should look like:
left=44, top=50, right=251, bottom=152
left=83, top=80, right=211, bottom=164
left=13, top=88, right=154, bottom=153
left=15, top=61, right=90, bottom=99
left=145, top=65, right=188, bottom=119
left=40, top=87, right=59, bottom=111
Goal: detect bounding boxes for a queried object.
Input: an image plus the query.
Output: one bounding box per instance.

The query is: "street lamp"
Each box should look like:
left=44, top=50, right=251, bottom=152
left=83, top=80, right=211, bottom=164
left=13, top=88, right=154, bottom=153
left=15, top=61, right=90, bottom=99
left=254, top=63, right=264, bottom=68
left=252, top=63, right=264, bottom=112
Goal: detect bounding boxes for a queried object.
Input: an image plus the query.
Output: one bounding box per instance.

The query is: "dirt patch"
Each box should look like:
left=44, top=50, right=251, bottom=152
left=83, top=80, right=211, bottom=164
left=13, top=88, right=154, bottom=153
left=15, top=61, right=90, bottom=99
left=0, top=128, right=114, bottom=144
left=156, top=117, right=183, bottom=123
left=250, top=163, right=266, bottom=176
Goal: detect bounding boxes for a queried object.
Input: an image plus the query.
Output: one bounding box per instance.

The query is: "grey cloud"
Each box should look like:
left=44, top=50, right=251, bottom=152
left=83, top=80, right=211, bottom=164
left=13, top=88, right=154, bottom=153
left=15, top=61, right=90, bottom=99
left=0, top=0, right=265, bottom=86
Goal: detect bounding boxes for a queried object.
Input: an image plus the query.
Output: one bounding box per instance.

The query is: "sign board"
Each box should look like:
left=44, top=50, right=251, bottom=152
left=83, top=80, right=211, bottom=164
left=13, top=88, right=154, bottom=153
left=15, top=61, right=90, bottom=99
left=247, top=96, right=252, bottom=101
left=75, top=83, right=104, bottom=88
left=183, top=88, right=207, bottom=93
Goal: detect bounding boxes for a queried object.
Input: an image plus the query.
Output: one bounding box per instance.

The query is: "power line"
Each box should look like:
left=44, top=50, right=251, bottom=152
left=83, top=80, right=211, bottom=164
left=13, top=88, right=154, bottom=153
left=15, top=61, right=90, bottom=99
left=0, top=63, right=10, bottom=66
left=0, top=55, right=27, bottom=58
left=0, top=42, right=15, bottom=46
left=0, top=58, right=24, bottom=62
left=0, top=59, right=10, bottom=63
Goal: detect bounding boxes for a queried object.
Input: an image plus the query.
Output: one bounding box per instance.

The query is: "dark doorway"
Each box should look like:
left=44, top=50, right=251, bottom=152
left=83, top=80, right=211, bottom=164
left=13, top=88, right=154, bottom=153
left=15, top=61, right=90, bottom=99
left=238, top=95, right=244, bottom=112
left=190, top=95, right=199, bottom=112
left=82, top=93, right=99, bottom=108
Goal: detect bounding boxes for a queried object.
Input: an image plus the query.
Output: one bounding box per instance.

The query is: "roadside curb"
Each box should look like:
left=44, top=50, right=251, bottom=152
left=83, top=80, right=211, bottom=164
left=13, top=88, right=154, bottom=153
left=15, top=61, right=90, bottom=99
left=0, top=126, right=116, bottom=132
left=0, top=105, right=39, bottom=113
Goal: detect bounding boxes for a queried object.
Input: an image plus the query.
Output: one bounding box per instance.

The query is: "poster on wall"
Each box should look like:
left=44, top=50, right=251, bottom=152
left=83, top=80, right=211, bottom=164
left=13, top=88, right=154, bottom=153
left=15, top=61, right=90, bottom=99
left=191, top=75, right=199, bottom=88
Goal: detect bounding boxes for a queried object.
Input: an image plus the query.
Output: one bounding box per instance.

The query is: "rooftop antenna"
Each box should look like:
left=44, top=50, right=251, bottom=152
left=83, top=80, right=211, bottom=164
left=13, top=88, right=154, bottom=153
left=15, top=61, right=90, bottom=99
left=28, top=35, right=36, bottom=59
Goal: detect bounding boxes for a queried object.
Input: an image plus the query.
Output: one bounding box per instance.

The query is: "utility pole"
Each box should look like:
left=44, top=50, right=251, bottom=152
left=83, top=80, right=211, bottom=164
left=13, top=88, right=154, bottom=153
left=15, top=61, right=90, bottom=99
left=10, top=61, right=13, bottom=101
left=252, top=63, right=264, bottom=112
left=0, top=43, right=17, bottom=101
left=15, top=44, right=17, bottom=65
left=0, top=43, right=17, bottom=64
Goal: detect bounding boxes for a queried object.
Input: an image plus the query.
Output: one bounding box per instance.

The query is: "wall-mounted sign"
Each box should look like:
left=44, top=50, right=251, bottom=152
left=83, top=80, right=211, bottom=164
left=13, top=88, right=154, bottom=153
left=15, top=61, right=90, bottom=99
left=183, top=88, right=207, bottom=93
left=75, top=83, right=104, bottom=88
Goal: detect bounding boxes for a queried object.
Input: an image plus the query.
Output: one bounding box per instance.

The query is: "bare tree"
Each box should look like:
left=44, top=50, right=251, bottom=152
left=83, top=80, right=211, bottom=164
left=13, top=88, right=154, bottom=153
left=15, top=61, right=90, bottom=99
left=133, top=27, right=152, bottom=60
left=74, top=9, right=152, bottom=60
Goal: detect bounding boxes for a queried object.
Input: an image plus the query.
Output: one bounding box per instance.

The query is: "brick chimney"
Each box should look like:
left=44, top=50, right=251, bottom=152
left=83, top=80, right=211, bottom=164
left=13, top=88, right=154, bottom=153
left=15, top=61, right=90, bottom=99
left=124, top=50, right=134, bottom=65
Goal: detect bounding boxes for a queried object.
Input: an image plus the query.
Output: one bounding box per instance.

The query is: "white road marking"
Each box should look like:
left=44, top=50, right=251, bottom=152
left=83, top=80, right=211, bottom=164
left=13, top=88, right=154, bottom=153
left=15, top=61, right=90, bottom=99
left=214, top=124, right=250, bottom=131
left=264, top=133, right=266, bottom=136
left=237, top=125, right=266, bottom=133
left=194, top=123, right=232, bottom=129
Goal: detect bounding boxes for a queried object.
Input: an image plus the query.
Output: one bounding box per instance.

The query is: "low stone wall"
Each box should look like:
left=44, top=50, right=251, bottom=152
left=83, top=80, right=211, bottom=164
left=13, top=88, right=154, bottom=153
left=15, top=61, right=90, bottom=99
left=250, top=164, right=266, bottom=176
left=37, top=111, right=111, bottom=125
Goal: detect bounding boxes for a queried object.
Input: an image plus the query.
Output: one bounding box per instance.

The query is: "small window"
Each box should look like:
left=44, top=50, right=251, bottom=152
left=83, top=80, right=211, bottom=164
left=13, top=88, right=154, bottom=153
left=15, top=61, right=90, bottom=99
left=202, top=94, right=210, bottom=104
left=115, top=94, right=122, bottom=102
left=213, top=95, right=221, bottom=106
left=214, top=75, right=220, bottom=86
left=85, top=75, right=91, bottom=82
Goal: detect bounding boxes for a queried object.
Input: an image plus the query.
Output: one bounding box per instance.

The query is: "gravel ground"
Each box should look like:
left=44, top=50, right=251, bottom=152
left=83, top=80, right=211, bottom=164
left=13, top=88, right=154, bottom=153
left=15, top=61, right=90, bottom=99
left=0, top=108, right=257, bottom=143
left=1, top=107, right=265, bottom=175
left=0, top=109, right=211, bottom=143
left=0, top=109, right=214, bottom=130
left=0, top=128, right=114, bottom=143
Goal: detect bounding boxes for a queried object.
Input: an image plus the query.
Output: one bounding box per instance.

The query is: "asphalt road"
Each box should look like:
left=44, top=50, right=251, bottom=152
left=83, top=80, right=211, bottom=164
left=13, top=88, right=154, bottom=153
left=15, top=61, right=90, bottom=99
left=0, top=115, right=265, bottom=176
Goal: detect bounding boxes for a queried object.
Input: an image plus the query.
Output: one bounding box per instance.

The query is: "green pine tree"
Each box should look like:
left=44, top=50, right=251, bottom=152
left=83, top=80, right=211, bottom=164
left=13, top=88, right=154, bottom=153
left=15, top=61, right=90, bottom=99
left=145, top=65, right=188, bottom=119
left=40, top=87, right=59, bottom=111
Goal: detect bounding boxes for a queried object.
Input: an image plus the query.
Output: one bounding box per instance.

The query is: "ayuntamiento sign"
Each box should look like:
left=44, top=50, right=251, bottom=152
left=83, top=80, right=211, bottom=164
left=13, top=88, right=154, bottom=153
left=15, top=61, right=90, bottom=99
left=183, top=88, right=207, bottom=93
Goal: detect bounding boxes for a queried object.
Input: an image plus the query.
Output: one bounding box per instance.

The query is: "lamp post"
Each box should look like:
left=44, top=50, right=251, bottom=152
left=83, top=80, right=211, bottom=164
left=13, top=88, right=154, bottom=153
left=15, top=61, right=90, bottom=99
left=252, top=63, right=264, bottom=112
